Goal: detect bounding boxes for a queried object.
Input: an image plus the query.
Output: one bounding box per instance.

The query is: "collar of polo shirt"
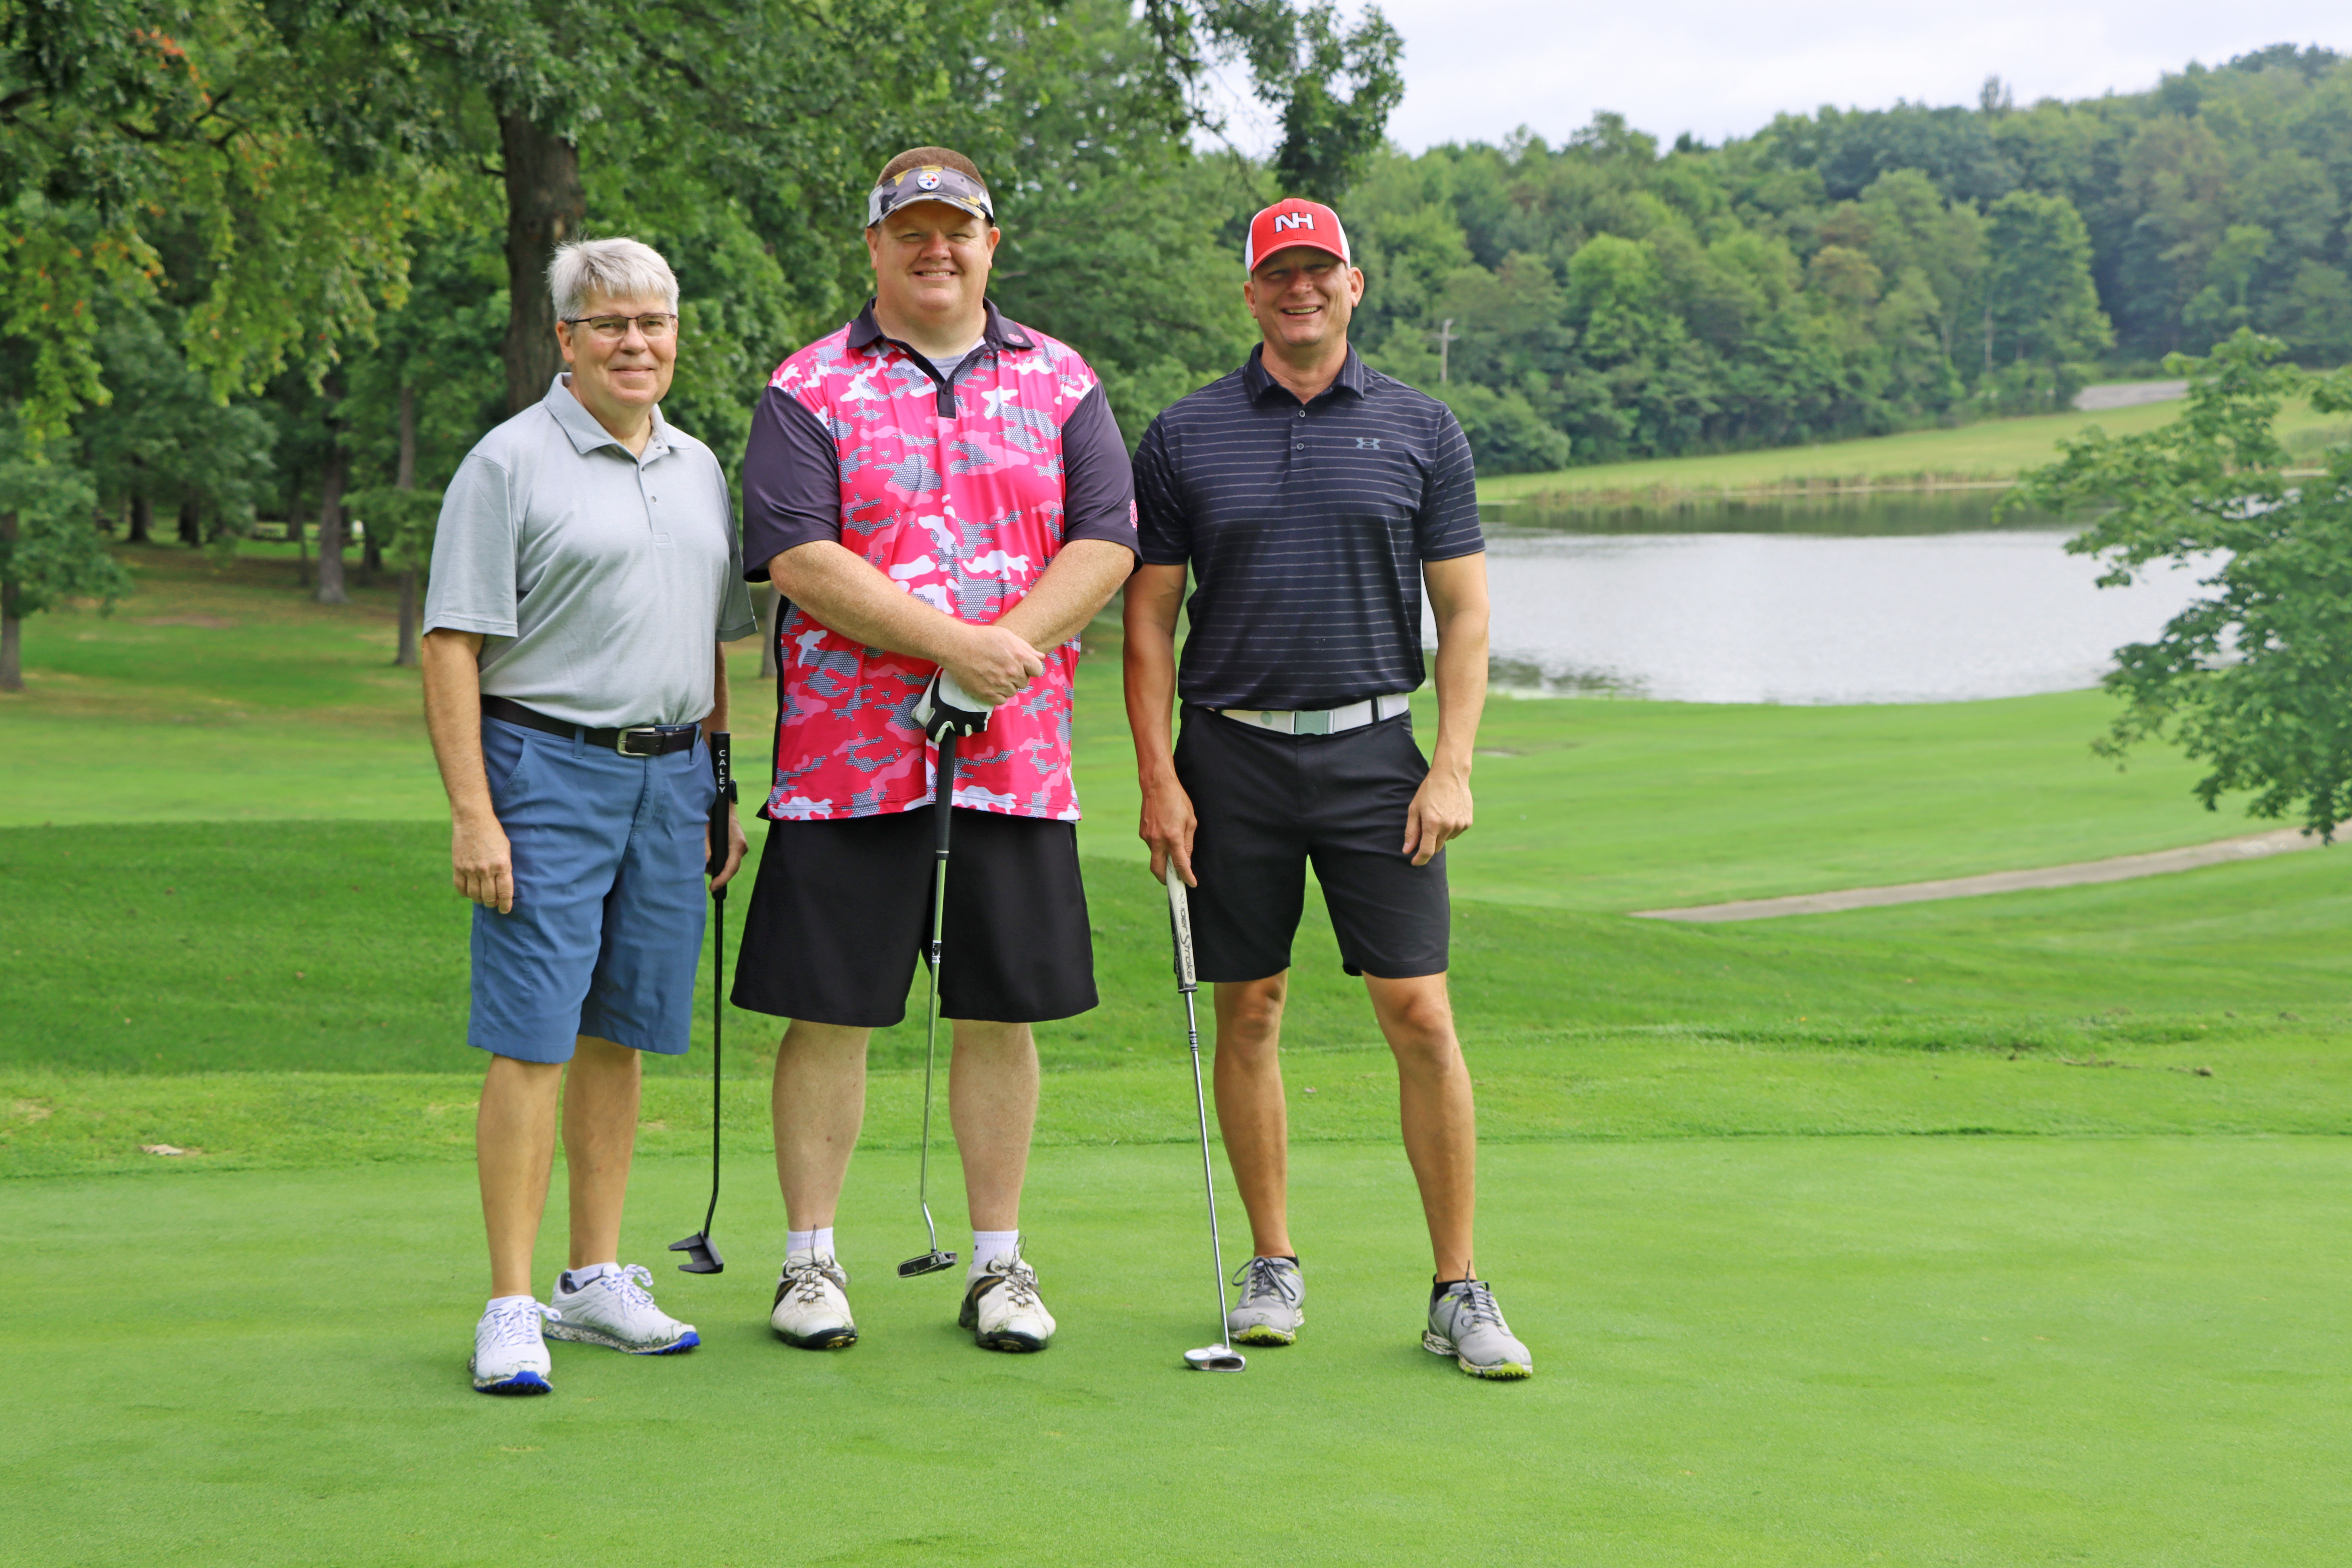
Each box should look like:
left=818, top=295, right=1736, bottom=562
left=546, top=373, right=673, bottom=459
left=1241, top=342, right=1370, bottom=403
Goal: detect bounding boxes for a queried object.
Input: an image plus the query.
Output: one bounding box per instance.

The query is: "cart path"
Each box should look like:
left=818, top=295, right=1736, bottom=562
left=1633, top=825, right=2326, bottom=923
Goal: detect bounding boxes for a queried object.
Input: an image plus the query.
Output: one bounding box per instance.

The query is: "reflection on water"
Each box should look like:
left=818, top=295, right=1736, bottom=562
left=1456, top=493, right=2211, bottom=705
left=1480, top=488, right=2057, bottom=536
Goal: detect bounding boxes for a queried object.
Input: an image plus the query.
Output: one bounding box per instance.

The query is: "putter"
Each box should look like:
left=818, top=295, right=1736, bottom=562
left=898, top=672, right=992, bottom=1280
left=1168, top=876, right=1246, bottom=1373
left=670, top=731, right=735, bottom=1275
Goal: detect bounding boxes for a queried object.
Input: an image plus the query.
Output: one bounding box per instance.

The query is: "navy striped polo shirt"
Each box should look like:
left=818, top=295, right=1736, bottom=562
left=1132, top=343, right=1484, bottom=711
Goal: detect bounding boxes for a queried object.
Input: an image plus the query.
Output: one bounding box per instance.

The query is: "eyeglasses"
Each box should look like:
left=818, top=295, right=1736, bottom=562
left=562, top=313, right=679, bottom=341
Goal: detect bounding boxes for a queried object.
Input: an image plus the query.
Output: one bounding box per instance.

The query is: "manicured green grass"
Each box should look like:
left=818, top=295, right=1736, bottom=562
left=1425, top=689, right=2239, bottom=911
left=1478, top=396, right=2350, bottom=503
left=8, top=537, right=2352, bottom=1563
left=10, top=820, right=2350, bottom=1087
left=9, top=549, right=2253, bottom=916
left=10, top=1140, right=2350, bottom=1565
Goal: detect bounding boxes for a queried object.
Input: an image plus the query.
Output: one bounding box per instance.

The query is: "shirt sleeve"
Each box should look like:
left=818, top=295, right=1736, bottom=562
left=1057, top=384, right=1138, bottom=554
left=711, top=454, right=762, bottom=642
left=420, top=451, right=520, bottom=637
left=1130, top=416, right=1190, bottom=567
left=1416, top=401, right=1485, bottom=562
left=740, top=385, right=843, bottom=581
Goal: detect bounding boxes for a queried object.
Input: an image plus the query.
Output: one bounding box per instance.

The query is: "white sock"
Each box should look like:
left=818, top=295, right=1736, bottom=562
left=786, top=1227, right=835, bottom=1260
left=561, top=1261, right=616, bottom=1290
left=969, top=1229, right=1021, bottom=1280
left=485, top=1293, right=536, bottom=1311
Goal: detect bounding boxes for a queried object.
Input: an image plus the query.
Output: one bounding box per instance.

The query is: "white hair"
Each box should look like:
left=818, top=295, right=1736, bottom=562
left=548, top=237, right=679, bottom=319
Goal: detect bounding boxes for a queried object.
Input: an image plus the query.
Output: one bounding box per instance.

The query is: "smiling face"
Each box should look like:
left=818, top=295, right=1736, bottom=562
left=1244, top=247, right=1365, bottom=357
left=554, top=292, right=676, bottom=432
left=867, top=200, right=999, bottom=336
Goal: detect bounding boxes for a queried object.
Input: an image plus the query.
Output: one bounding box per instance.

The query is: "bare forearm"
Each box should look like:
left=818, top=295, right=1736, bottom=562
left=997, top=540, right=1134, bottom=653
left=1422, top=554, right=1490, bottom=779
left=1427, top=606, right=1488, bottom=777
left=421, top=630, right=494, bottom=824
left=1122, top=565, right=1186, bottom=781
left=769, top=541, right=969, bottom=665
left=706, top=642, right=730, bottom=736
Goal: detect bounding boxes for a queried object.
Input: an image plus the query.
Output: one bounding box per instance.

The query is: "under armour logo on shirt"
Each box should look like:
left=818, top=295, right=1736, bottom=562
left=1355, top=437, right=1381, bottom=449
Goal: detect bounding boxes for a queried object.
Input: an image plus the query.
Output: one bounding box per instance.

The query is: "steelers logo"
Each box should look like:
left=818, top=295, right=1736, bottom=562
left=916, top=171, right=941, bottom=191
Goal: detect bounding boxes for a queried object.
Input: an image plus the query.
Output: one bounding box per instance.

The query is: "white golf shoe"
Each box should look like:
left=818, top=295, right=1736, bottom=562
left=470, top=1297, right=559, bottom=1395
left=544, top=1265, right=700, bottom=1355
left=771, top=1250, right=857, bottom=1349
left=960, top=1247, right=1056, bottom=1353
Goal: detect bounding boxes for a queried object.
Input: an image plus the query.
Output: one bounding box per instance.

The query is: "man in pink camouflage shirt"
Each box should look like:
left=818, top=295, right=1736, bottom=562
left=731, top=146, right=1136, bottom=1356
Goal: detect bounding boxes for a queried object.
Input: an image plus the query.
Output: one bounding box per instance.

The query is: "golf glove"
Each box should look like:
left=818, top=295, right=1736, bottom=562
left=914, top=669, right=993, bottom=740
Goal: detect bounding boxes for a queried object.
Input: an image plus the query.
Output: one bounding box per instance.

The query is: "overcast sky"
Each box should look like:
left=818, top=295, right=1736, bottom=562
left=1210, top=1, right=2349, bottom=153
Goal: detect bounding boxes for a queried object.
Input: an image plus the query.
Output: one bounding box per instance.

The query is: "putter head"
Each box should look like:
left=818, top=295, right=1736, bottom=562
left=898, top=1249, right=959, bottom=1278
left=1184, top=1343, right=1247, bottom=1372
left=669, top=1231, right=725, bottom=1275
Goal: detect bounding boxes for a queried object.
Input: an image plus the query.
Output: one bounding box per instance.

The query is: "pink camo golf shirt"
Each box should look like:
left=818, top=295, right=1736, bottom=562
left=738, top=301, right=1136, bottom=824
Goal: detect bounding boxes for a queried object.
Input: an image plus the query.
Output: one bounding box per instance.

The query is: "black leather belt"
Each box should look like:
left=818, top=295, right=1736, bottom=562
left=482, top=695, right=700, bottom=756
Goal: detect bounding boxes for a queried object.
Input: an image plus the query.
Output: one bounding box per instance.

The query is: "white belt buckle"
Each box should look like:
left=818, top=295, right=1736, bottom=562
left=1293, top=708, right=1332, bottom=737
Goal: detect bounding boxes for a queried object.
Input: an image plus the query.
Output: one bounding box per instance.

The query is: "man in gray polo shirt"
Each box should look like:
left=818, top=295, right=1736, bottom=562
left=422, top=236, right=759, bottom=1395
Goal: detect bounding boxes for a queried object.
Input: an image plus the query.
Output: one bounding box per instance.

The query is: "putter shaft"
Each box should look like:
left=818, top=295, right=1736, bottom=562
left=1169, top=877, right=1238, bottom=1368
left=906, top=733, right=958, bottom=1276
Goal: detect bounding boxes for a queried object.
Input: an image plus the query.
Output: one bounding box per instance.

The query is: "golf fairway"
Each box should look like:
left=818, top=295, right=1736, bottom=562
left=9, top=1138, right=2348, bottom=1565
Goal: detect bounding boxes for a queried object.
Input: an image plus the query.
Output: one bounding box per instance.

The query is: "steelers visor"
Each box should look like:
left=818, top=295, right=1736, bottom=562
left=865, top=165, right=995, bottom=228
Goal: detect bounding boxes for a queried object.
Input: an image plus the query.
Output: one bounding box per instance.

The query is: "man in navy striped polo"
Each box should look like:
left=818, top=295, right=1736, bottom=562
left=1123, top=199, right=1532, bottom=1379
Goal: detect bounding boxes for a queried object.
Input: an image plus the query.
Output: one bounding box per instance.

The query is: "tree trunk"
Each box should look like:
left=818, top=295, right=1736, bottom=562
left=0, top=512, right=21, bottom=693
left=314, top=444, right=348, bottom=604
left=129, top=491, right=153, bottom=544
left=394, top=385, right=421, bottom=669
left=360, top=528, right=382, bottom=586
left=500, top=112, right=586, bottom=417
left=288, top=466, right=308, bottom=585
left=177, top=498, right=201, bottom=547
left=758, top=583, right=779, bottom=679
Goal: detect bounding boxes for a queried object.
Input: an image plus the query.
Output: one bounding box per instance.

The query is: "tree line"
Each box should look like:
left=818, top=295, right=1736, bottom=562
left=1346, top=44, right=2352, bottom=471
left=0, top=0, right=1399, bottom=682
left=5, top=10, right=2350, bottom=680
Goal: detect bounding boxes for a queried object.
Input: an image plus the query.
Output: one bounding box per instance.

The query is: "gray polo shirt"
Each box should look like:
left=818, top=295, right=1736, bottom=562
left=424, top=374, right=760, bottom=728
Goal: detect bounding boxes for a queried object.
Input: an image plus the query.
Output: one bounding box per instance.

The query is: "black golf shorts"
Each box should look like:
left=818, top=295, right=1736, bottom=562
left=1174, top=704, right=1450, bottom=983
left=731, top=808, right=1098, bottom=1028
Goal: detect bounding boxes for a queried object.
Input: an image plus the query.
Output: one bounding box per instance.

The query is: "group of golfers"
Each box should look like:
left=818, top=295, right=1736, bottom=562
left=422, top=146, right=1534, bottom=1396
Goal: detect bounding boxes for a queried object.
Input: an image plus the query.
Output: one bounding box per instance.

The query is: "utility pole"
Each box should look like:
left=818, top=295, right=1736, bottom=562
left=1432, top=318, right=1458, bottom=385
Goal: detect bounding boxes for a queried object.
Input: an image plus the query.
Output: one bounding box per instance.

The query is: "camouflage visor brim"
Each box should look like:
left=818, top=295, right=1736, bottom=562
left=866, top=166, right=995, bottom=228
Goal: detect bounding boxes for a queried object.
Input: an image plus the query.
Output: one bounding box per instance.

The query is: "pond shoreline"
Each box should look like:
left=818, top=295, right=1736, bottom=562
left=1488, top=472, right=2021, bottom=509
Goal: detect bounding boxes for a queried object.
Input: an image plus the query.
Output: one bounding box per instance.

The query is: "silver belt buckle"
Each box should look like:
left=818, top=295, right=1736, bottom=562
left=1292, top=709, right=1331, bottom=736
left=617, top=727, right=663, bottom=757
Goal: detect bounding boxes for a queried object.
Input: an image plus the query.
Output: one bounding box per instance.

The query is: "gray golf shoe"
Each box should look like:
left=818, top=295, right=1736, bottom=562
left=1424, top=1278, right=1533, bottom=1379
left=1226, top=1255, right=1305, bottom=1346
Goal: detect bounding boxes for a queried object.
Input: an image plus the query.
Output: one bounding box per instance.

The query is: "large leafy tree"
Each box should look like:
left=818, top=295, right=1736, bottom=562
left=0, top=398, right=131, bottom=692
left=2015, top=331, right=2352, bottom=838
left=1, top=1, right=416, bottom=437
left=1142, top=0, right=1402, bottom=201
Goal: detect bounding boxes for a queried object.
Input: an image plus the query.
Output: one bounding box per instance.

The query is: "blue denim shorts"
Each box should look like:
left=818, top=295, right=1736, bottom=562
left=469, top=716, right=716, bottom=1063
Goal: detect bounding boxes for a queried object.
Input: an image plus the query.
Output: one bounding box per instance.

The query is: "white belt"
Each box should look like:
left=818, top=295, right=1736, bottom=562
left=1217, top=693, right=1412, bottom=736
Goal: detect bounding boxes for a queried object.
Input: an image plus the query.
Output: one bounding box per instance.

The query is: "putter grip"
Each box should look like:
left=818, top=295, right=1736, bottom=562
left=705, top=732, right=734, bottom=878
left=1167, top=876, right=1197, bottom=990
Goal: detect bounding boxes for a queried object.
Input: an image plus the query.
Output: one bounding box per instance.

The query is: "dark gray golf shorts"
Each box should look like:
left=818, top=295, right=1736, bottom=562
left=1174, top=704, right=1450, bottom=983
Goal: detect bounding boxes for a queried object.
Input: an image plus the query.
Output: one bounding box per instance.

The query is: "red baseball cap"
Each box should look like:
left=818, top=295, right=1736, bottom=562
left=1244, top=199, right=1351, bottom=273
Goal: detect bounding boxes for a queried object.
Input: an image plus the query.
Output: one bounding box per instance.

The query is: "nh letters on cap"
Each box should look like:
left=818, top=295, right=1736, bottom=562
left=1274, top=212, right=1314, bottom=232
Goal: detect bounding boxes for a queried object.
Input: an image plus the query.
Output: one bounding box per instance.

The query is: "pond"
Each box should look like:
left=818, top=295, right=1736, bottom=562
left=1461, top=491, right=2212, bottom=705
